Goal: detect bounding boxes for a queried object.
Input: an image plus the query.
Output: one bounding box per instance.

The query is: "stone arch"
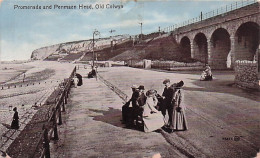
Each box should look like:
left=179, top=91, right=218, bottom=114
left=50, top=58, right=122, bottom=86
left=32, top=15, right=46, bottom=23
left=209, top=28, right=231, bottom=69
left=234, top=22, right=260, bottom=61
left=180, top=36, right=191, bottom=58
left=208, top=25, right=233, bottom=40
left=193, top=33, right=208, bottom=63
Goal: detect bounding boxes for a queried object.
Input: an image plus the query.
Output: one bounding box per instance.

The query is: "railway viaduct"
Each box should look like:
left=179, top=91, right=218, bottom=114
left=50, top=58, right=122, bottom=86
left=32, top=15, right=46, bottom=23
left=172, top=1, right=260, bottom=70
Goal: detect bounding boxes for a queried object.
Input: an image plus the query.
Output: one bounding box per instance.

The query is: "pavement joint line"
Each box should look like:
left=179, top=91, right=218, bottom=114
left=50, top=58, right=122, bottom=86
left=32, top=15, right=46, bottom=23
left=97, top=73, right=200, bottom=158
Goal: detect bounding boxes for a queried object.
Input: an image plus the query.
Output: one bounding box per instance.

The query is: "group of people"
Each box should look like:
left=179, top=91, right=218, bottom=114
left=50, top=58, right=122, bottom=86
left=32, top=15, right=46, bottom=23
left=71, top=73, right=83, bottom=87
left=122, top=79, right=188, bottom=133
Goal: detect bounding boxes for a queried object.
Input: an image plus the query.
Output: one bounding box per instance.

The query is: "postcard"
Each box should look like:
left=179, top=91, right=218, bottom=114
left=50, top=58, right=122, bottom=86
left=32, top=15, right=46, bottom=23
left=0, top=0, right=259, bottom=157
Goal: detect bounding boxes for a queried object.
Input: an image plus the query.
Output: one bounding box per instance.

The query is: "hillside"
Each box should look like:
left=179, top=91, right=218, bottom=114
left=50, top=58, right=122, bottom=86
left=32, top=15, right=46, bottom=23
left=31, top=33, right=195, bottom=63
left=109, top=34, right=194, bottom=62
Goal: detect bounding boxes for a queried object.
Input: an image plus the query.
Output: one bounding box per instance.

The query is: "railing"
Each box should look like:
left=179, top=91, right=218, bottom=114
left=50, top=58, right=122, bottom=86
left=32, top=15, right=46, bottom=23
left=98, top=74, right=128, bottom=102
left=162, top=0, right=258, bottom=33
left=30, top=66, right=76, bottom=158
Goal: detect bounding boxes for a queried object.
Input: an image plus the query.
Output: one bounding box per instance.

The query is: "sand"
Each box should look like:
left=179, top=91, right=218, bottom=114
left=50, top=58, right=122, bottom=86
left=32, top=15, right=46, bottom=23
left=0, top=61, right=75, bottom=150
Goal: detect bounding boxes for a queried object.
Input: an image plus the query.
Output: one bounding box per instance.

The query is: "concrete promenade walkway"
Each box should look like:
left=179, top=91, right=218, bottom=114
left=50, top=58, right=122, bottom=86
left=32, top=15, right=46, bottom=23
left=50, top=67, right=260, bottom=158
left=50, top=72, right=185, bottom=157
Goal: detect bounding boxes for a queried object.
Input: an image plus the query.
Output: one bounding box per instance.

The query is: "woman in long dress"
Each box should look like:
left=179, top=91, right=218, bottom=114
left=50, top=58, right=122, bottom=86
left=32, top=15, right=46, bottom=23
left=143, top=90, right=165, bottom=132
left=11, top=107, right=19, bottom=129
left=169, top=83, right=188, bottom=132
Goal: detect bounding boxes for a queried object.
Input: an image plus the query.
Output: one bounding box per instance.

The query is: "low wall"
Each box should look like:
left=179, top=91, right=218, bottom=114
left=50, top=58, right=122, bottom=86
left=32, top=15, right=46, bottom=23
left=234, top=60, right=259, bottom=89
left=127, top=60, right=205, bottom=70
left=151, top=61, right=204, bottom=70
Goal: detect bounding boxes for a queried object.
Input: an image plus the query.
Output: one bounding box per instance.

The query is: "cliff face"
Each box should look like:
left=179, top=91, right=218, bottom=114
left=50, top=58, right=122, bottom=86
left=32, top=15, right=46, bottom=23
left=31, top=44, right=60, bottom=60
left=30, top=35, right=130, bottom=60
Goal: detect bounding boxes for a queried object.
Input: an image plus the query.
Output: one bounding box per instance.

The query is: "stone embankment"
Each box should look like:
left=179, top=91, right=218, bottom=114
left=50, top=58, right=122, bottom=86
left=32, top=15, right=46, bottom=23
left=234, top=60, right=259, bottom=90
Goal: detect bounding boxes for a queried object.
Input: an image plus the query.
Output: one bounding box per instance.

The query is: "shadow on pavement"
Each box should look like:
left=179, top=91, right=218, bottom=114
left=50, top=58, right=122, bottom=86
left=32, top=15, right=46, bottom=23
left=1, top=123, right=12, bottom=129
left=90, top=107, right=125, bottom=128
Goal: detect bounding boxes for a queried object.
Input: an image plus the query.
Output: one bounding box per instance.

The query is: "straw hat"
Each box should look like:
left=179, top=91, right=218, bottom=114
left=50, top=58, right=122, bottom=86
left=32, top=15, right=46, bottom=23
left=131, top=85, right=138, bottom=89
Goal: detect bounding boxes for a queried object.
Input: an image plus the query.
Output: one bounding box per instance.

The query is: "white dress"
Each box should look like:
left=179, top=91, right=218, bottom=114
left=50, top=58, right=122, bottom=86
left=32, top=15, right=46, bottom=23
left=143, top=97, right=165, bottom=132
left=73, top=77, right=79, bottom=87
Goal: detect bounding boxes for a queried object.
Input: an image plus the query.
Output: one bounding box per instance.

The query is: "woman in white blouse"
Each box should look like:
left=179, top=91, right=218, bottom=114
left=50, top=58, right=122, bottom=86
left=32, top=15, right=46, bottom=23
left=143, top=90, right=165, bottom=132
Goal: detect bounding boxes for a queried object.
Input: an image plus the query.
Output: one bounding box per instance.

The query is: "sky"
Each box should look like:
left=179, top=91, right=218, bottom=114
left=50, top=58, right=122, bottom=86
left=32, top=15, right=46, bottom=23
left=0, top=0, right=242, bottom=61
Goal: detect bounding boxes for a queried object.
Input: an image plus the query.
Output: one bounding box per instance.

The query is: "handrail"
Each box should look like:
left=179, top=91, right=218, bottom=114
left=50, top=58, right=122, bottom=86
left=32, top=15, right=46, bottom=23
left=30, top=66, right=76, bottom=158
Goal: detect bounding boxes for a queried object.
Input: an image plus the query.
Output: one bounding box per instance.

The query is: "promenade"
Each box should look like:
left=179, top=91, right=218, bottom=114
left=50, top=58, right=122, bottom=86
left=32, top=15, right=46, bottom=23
left=50, top=67, right=260, bottom=158
left=50, top=68, right=184, bottom=158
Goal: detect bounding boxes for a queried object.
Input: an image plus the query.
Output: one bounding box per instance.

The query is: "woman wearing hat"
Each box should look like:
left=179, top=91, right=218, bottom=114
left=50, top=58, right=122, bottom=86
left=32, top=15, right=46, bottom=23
left=142, top=90, right=165, bottom=132
left=169, top=81, right=187, bottom=132
left=122, top=85, right=139, bottom=127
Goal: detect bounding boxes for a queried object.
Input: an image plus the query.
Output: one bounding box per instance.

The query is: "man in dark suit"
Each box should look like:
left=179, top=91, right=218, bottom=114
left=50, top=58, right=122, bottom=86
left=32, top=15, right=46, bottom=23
left=135, top=85, right=146, bottom=129
left=162, top=79, right=174, bottom=127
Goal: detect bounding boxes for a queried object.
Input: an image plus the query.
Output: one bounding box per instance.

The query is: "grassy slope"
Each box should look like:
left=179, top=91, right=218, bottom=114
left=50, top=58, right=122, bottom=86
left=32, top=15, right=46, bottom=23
left=73, top=34, right=196, bottom=62
left=110, top=35, right=195, bottom=62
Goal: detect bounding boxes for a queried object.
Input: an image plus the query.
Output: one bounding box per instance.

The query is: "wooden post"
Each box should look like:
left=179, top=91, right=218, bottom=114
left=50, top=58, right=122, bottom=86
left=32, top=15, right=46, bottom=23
left=52, top=108, right=59, bottom=140
left=43, top=125, right=50, bottom=158
left=58, top=104, right=62, bottom=125
left=65, top=92, right=68, bottom=104
left=53, top=110, right=59, bottom=140
left=62, top=98, right=66, bottom=112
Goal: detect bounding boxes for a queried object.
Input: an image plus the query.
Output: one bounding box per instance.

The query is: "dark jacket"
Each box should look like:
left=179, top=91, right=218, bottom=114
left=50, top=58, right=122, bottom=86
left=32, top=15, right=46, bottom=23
left=162, top=87, right=174, bottom=105
left=137, top=93, right=146, bottom=107
left=129, top=90, right=139, bottom=107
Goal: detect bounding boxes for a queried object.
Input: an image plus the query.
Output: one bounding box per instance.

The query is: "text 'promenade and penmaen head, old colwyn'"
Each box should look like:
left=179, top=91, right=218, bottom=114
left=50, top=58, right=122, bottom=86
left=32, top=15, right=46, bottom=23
left=13, top=3, right=124, bottom=10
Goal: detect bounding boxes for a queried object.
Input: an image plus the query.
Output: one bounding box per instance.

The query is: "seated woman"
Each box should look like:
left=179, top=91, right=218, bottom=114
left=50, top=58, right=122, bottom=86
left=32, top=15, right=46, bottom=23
left=200, top=65, right=213, bottom=81
left=142, top=90, right=165, bottom=132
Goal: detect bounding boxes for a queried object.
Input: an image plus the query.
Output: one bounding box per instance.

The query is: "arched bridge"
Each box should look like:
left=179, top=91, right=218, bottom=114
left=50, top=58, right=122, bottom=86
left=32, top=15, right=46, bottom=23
left=172, top=1, right=259, bottom=69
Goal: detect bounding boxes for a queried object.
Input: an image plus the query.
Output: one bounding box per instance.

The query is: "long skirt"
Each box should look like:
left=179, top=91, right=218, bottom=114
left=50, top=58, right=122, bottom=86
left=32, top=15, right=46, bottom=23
left=11, top=119, right=19, bottom=129
left=143, top=112, right=165, bottom=132
left=171, top=109, right=188, bottom=131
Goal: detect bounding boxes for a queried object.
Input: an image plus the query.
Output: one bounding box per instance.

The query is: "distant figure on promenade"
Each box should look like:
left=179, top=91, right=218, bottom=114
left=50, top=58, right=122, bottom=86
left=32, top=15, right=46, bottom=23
left=75, top=73, right=83, bottom=86
left=200, top=64, right=213, bottom=81
left=169, top=81, right=188, bottom=132
left=162, top=79, right=174, bottom=125
left=135, top=85, right=147, bottom=129
left=122, top=85, right=139, bottom=127
left=143, top=90, right=165, bottom=132
left=87, top=69, right=97, bottom=78
left=11, top=107, right=19, bottom=129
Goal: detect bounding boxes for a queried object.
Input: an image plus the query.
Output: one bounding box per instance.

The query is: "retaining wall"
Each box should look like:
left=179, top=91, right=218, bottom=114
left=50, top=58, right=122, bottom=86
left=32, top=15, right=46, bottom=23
left=234, top=60, right=259, bottom=89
